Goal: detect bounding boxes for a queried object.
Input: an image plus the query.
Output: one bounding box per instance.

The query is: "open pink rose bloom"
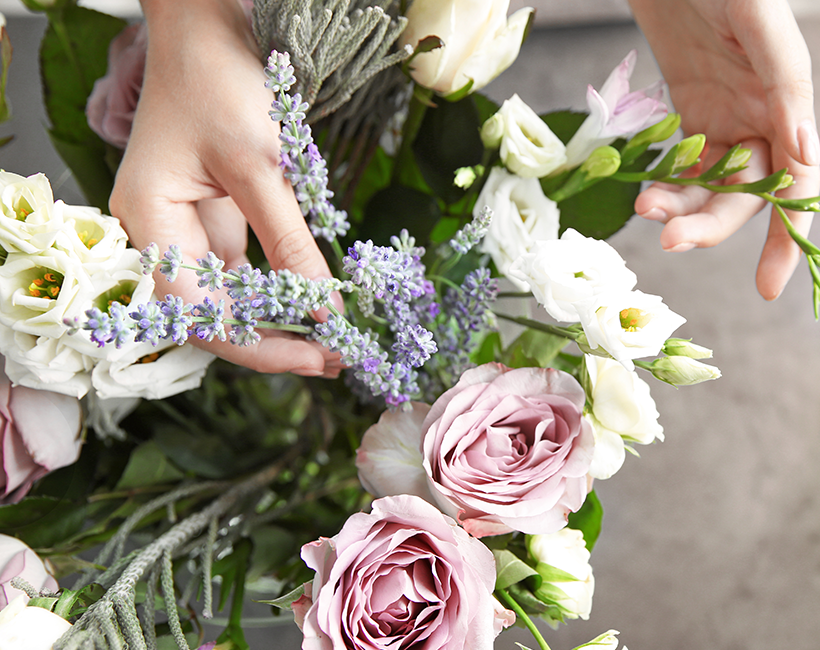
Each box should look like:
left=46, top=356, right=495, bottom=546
left=299, top=495, right=514, bottom=650
left=357, top=363, right=595, bottom=537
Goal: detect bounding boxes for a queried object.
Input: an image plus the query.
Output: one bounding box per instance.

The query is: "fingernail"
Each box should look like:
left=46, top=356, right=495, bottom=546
left=798, top=119, right=820, bottom=166
left=664, top=242, right=696, bottom=253
left=292, top=367, right=324, bottom=377
left=640, top=207, right=668, bottom=221
left=330, top=290, right=345, bottom=314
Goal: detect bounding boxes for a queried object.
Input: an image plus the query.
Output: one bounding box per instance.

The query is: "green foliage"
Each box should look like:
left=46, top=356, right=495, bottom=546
left=115, top=441, right=185, bottom=490
left=0, top=497, right=88, bottom=549
left=567, top=490, right=603, bottom=551
left=358, top=184, right=442, bottom=246
left=39, top=6, right=126, bottom=209
left=503, top=329, right=569, bottom=369
left=493, top=549, right=538, bottom=590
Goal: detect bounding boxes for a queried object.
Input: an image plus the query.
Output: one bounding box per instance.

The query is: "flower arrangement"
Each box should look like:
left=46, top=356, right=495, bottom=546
left=0, top=1, right=818, bottom=650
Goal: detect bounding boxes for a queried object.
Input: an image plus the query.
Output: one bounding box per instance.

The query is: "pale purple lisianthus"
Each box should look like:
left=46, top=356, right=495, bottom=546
left=0, top=534, right=59, bottom=610
left=565, top=50, right=668, bottom=167
left=357, top=363, right=595, bottom=538
left=1, top=364, right=83, bottom=504
left=298, top=495, right=514, bottom=650
left=86, top=22, right=147, bottom=149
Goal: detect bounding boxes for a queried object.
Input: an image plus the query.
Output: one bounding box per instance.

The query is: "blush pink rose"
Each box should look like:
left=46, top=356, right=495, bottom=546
left=85, top=22, right=147, bottom=149
left=0, top=535, right=59, bottom=610
left=357, top=364, right=595, bottom=537
left=299, top=495, right=514, bottom=650
left=1, top=366, right=83, bottom=504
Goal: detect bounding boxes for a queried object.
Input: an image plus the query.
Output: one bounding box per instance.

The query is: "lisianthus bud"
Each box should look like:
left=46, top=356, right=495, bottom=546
left=480, top=113, right=504, bottom=149
left=580, top=146, right=621, bottom=179
left=627, top=113, right=681, bottom=149
left=661, top=338, right=713, bottom=359
left=672, top=134, right=706, bottom=173
left=454, top=166, right=481, bottom=189
left=648, top=356, right=721, bottom=386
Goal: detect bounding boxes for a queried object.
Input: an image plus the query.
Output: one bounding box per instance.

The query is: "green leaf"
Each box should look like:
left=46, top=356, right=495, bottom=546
left=471, top=331, right=503, bottom=366
left=215, top=538, right=252, bottom=650
left=493, top=549, right=539, bottom=590
left=541, top=110, right=587, bottom=145
left=557, top=177, right=640, bottom=239
left=257, top=583, right=305, bottom=610
left=504, top=329, right=568, bottom=368
left=472, top=93, right=501, bottom=126
left=115, top=441, right=185, bottom=490
left=534, top=562, right=582, bottom=583
left=413, top=95, right=485, bottom=204
left=0, top=497, right=88, bottom=549
left=429, top=216, right=461, bottom=245
left=359, top=184, right=442, bottom=246
left=348, top=146, right=393, bottom=227
left=567, top=490, right=603, bottom=551
left=40, top=6, right=126, bottom=208
left=248, top=526, right=296, bottom=582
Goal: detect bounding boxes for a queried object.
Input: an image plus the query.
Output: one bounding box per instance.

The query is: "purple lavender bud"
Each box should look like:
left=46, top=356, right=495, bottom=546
left=159, top=295, right=193, bottom=345
left=108, top=302, right=136, bottom=348
left=82, top=307, right=113, bottom=347
left=225, top=263, right=264, bottom=300
left=264, top=51, right=296, bottom=94
left=393, top=324, right=437, bottom=368
left=196, top=252, right=225, bottom=292
left=193, top=296, right=227, bottom=342
left=269, top=92, right=309, bottom=123
left=159, top=245, right=183, bottom=282
left=140, top=243, right=160, bottom=275
left=130, top=302, right=167, bottom=345
left=450, top=206, right=493, bottom=255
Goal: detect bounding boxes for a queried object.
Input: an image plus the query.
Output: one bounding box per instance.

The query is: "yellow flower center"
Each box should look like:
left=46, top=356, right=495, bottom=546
left=14, top=197, right=34, bottom=221
left=28, top=269, right=64, bottom=299
left=77, top=230, right=99, bottom=248
left=619, top=307, right=650, bottom=332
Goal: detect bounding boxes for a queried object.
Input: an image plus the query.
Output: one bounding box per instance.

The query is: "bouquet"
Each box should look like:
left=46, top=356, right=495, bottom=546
left=0, top=1, right=817, bottom=649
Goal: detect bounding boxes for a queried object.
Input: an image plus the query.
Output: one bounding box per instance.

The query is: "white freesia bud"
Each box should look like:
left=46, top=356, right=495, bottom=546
left=661, top=338, right=713, bottom=359
left=400, top=0, right=533, bottom=96
left=648, top=356, right=721, bottom=386
left=508, top=228, right=637, bottom=322
left=453, top=166, right=479, bottom=189
left=580, top=146, right=620, bottom=179
left=527, top=528, right=594, bottom=623
left=476, top=167, right=560, bottom=284
left=585, top=356, right=663, bottom=479
left=494, top=94, right=567, bottom=178
left=0, top=595, right=71, bottom=650
left=577, top=290, right=686, bottom=371
left=573, top=629, right=622, bottom=650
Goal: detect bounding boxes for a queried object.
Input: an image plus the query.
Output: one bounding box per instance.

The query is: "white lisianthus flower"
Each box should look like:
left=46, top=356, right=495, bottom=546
left=477, top=167, right=560, bottom=284
left=578, top=290, right=686, bottom=371
left=488, top=94, right=567, bottom=177
left=0, top=249, right=95, bottom=339
left=53, top=202, right=128, bottom=274
left=91, top=340, right=215, bottom=400
left=508, top=228, right=637, bottom=322
left=63, top=248, right=156, bottom=361
left=399, top=0, right=533, bottom=96
left=0, top=171, right=62, bottom=254
left=527, top=528, right=594, bottom=623
left=0, top=595, right=72, bottom=650
left=0, top=325, right=93, bottom=398
left=585, top=355, right=663, bottom=479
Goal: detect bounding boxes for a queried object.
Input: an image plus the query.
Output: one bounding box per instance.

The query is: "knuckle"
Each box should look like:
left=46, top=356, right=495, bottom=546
left=265, top=225, right=318, bottom=273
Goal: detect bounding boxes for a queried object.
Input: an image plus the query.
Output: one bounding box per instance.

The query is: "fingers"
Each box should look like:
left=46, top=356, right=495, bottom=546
left=636, top=139, right=771, bottom=250
left=728, top=0, right=817, bottom=167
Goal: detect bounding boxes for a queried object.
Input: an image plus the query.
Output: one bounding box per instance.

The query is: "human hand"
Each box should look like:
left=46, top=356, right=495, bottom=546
left=628, top=0, right=819, bottom=300
left=110, top=0, right=341, bottom=376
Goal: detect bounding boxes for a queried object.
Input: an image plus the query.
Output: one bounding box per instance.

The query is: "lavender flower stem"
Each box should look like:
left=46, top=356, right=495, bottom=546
left=493, top=312, right=581, bottom=340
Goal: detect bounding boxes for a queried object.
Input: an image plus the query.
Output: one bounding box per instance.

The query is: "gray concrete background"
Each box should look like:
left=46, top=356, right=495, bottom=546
left=2, top=10, right=820, bottom=650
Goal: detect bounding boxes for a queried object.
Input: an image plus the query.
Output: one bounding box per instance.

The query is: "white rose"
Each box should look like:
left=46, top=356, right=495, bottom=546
left=527, top=528, right=594, bottom=622
left=492, top=94, right=567, bottom=177
left=399, top=0, right=533, bottom=96
left=578, top=290, right=686, bottom=371
left=0, top=595, right=71, bottom=650
left=477, top=167, right=559, bottom=284
left=0, top=172, right=61, bottom=254
left=585, top=355, right=663, bottom=479
left=0, top=325, right=93, bottom=398
left=0, top=249, right=95, bottom=339
left=91, top=340, right=215, bottom=400
left=52, top=202, right=128, bottom=274
left=508, top=228, right=637, bottom=322
left=0, top=536, right=59, bottom=609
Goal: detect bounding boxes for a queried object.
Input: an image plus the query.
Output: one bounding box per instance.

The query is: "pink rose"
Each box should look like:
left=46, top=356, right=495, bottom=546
left=85, top=22, right=147, bottom=149
left=0, top=535, right=59, bottom=610
left=1, top=365, right=83, bottom=504
left=357, top=364, right=595, bottom=537
left=299, top=495, right=514, bottom=650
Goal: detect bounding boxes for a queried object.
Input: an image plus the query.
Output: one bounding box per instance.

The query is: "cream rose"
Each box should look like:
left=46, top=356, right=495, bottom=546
left=399, top=0, right=533, bottom=96
left=477, top=167, right=560, bottom=283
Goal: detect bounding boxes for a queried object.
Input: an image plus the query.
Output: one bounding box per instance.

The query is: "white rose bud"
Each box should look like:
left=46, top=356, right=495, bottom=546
left=527, top=528, right=594, bottom=623
left=648, top=356, right=721, bottom=386
left=0, top=596, right=71, bottom=650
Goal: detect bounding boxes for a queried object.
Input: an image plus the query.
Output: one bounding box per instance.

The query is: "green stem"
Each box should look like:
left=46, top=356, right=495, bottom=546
left=46, top=9, right=89, bottom=94
left=494, top=589, right=551, bottom=650
left=494, top=312, right=580, bottom=340
left=391, top=85, right=434, bottom=185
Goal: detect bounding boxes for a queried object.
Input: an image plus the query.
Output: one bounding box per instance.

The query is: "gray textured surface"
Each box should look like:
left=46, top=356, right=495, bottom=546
left=2, top=12, right=820, bottom=650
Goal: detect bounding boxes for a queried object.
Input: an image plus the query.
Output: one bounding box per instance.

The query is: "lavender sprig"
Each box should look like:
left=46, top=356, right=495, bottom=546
left=450, top=206, right=493, bottom=255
